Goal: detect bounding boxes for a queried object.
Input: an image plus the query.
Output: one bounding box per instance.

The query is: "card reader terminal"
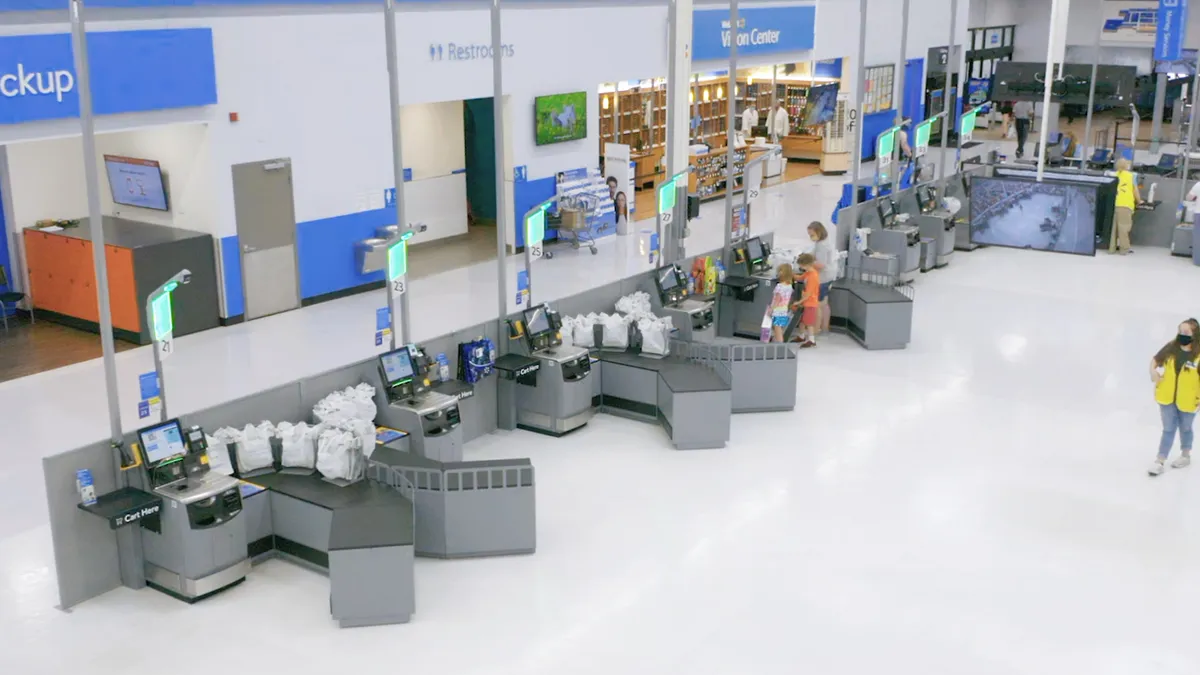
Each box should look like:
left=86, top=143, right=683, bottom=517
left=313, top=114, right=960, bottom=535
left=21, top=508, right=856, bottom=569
left=736, top=236, right=771, bottom=276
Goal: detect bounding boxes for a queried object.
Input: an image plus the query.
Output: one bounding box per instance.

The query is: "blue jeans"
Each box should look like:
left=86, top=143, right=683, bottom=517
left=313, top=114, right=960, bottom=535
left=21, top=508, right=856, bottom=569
left=1159, top=403, right=1196, bottom=460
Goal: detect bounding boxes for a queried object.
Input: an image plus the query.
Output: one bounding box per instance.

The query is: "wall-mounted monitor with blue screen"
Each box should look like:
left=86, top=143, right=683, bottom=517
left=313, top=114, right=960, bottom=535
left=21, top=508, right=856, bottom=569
left=104, top=155, right=169, bottom=211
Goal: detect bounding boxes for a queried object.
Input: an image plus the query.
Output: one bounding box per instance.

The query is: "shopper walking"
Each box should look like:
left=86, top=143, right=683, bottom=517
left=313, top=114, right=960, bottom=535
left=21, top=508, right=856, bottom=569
left=1149, top=319, right=1200, bottom=476
left=1112, top=158, right=1141, bottom=254
left=1013, top=100, right=1034, bottom=158
left=807, top=222, right=837, bottom=338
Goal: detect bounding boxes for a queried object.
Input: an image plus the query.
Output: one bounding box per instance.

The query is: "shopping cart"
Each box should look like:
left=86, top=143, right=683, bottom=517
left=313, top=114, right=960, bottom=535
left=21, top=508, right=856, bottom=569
left=545, top=193, right=600, bottom=258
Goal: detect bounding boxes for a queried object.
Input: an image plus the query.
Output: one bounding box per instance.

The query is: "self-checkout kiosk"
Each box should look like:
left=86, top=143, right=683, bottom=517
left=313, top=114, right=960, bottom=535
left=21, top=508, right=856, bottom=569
left=653, top=263, right=713, bottom=341
left=867, top=196, right=920, bottom=283
left=908, top=183, right=955, bottom=268
left=375, top=344, right=463, bottom=462
left=137, top=418, right=249, bottom=602
left=953, top=171, right=980, bottom=251
left=503, top=304, right=595, bottom=435
left=716, top=236, right=774, bottom=340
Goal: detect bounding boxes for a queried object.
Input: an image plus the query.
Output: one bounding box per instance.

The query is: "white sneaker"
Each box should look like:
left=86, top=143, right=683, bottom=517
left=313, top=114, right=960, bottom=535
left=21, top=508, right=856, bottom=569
left=1149, top=461, right=1166, bottom=477
left=1172, top=455, right=1192, bottom=469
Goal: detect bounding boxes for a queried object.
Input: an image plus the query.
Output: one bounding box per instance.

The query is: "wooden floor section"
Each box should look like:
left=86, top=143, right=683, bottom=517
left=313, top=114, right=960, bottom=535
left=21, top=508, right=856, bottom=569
left=0, top=315, right=136, bottom=384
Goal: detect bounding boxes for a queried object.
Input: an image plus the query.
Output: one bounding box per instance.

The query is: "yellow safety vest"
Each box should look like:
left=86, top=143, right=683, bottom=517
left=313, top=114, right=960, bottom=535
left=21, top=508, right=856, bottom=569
left=1156, top=354, right=1200, bottom=413
left=1116, top=171, right=1137, bottom=209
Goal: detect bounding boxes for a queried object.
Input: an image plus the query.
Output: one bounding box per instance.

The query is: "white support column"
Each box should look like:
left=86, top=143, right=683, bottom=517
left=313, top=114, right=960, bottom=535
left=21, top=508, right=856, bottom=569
left=1037, top=0, right=1065, bottom=181
left=664, top=0, right=693, bottom=263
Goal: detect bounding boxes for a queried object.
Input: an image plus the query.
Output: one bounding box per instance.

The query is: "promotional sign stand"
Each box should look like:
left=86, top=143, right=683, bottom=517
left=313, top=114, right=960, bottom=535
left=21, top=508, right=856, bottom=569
left=145, top=270, right=191, bottom=422
left=936, top=0, right=959, bottom=197
left=521, top=197, right=555, bottom=306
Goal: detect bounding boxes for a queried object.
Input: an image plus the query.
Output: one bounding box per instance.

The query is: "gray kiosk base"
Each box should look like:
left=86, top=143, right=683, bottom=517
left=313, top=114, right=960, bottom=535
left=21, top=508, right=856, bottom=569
left=828, top=279, right=913, bottom=350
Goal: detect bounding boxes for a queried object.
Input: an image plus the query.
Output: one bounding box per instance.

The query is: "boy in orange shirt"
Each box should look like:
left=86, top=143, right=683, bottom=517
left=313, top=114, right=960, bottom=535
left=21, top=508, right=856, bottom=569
left=792, top=253, right=820, bottom=348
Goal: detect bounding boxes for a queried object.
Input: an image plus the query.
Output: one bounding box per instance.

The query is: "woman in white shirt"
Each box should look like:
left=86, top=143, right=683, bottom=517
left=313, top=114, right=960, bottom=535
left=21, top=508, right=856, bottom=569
left=1184, top=181, right=1200, bottom=223
left=807, top=221, right=838, bottom=338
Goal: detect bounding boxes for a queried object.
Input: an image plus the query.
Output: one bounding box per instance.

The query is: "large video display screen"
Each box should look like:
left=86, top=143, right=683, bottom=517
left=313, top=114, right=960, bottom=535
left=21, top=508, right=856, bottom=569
left=969, top=176, right=1098, bottom=256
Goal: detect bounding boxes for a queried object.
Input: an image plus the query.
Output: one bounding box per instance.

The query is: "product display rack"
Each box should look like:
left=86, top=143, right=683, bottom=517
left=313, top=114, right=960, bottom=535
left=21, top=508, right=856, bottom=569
left=600, top=82, right=667, bottom=188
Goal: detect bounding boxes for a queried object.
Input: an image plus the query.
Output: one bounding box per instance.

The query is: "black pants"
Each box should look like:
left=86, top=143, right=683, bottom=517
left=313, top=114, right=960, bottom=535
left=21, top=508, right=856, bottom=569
left=1015, top=118, right=1031, bottom=157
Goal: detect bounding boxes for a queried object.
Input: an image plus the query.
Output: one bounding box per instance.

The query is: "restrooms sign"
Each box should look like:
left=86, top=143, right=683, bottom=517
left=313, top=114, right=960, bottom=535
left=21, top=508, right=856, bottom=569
left=0, top=29, right=217, bottom=126
left=692, top=5, right=816, bottom=62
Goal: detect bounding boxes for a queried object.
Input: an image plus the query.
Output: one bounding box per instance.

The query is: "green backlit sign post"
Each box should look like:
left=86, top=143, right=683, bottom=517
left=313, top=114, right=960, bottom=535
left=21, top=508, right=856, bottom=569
left=914, top=118, right=935, bottom=158
left=876, top=126, right=898, bottom=182
left=384, top=232, right=411, bottom=349
left=959, top=107, right=978, bottom=143
left=145, top=269, right=191, bottom=421
left=521, top=198, right=555, bottom=307
left=655, top=170, right=689, bottom=264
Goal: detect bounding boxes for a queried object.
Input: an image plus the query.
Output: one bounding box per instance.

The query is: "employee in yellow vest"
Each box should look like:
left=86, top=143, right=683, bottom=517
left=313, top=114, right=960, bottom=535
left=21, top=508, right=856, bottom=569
left=1112, top=158, right=1142, bottom=254
left=1149, top=318, right=1200, bottom=476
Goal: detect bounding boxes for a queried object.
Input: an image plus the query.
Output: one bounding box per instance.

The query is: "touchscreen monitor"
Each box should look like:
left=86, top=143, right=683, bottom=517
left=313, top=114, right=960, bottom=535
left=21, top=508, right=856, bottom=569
left=657, top=265, right=679, bottom=291
left=746, top=237, right=765, bottom=264
left=525, top=306, right=551, bottom=336
left=139, top=419, right=187, bottom=466
left=380, top=347, right=415, bottom=385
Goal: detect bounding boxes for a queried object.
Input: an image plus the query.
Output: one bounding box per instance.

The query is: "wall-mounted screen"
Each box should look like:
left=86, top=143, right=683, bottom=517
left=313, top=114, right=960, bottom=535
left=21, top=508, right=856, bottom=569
left=104, top=155, right=168, bottom=211
left=535, top=91, right=587, bottom=146
left=969, top=176, right=1098, bottom=256
left=802, top=83, right=839, bottom=127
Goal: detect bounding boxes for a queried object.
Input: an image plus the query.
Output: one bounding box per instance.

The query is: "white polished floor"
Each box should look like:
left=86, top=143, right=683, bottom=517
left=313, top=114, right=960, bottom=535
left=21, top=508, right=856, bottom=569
left=7, top=146, right=1200, bottom=674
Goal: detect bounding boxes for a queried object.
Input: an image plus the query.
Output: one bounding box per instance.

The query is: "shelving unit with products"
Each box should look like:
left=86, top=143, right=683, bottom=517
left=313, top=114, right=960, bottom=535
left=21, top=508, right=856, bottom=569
left=599, top=81, right=668, bottom=188
left=687, top=144, right=775, bottom=202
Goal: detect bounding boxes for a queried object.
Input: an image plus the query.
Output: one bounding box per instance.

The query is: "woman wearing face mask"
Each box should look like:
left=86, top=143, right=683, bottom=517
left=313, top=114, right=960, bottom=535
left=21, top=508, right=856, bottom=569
left=1149, top=319, right=1200, bottom=476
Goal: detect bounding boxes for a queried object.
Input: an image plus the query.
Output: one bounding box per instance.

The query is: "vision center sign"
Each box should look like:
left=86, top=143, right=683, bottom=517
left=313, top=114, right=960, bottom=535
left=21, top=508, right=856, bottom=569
left=0, top=28, right=216, bottom=126
left=692, top=5, right=816, bottom=62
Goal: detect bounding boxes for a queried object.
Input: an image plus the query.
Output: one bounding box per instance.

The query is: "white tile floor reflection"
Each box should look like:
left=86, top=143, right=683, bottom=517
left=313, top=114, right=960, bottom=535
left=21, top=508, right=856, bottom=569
left=7, top=152, right=1200, bottom=674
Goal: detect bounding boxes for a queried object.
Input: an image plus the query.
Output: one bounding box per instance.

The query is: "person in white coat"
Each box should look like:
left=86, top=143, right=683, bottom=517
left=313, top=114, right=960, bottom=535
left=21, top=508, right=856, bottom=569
left=741, top=105, right=759, bottom=135
left=769, top=101, right=789, bottom=141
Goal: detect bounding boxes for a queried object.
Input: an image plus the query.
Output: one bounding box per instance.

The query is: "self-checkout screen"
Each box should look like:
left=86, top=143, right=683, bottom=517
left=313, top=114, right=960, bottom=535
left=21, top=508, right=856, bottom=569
left=746, top=237, right=764, bottom=263
left=381, top=347, right=415, bottom=385
left=657, top=266, right=679, bottom=291
left=525, top=306, right=550, bottom=336
left=139, top=420, right=186, bottom=465
left=104, top=155, right=168, bottom=211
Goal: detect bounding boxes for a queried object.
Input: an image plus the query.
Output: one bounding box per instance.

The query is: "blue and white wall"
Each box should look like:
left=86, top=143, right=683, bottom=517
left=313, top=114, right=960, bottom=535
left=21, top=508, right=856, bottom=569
left=0, top=0, right=969, bottom=321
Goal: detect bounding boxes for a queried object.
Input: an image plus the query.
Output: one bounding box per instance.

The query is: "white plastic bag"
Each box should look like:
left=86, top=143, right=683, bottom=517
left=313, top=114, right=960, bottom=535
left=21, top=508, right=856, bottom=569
left=601, top=313, right=630, bottom=350
left=347, top=384, right=377, bottom=421
left=313, top=391, right=353, bottom=425
left=315, top=427, right=356, bottom=481
left=560, top=316, right=577, bottom=348
left=616, top=291, right=653, bottom=317
left=237, top=422, right=275, bottom=474
left=573, top=314, right=597, bottom=348
left=277, top=422, right=317, bottom=470
left=344, top=418, right=377, bottom=460
left=205, top=434, right=235, bottom=475
left=639, top=318, right=670, bottom=357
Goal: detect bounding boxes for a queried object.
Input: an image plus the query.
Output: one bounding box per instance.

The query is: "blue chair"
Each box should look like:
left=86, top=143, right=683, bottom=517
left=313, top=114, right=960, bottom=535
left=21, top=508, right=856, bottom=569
left=0, top=265, right=28, bottom=332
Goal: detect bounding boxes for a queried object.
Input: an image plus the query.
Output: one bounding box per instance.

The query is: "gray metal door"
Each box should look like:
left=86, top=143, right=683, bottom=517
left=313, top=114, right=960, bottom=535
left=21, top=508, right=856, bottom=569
left=232, top=159, right=300, bottom=320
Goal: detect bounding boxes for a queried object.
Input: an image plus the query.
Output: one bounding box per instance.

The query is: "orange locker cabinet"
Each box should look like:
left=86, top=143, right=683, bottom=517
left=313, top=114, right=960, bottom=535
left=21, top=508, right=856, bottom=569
left=22, top=217, right=219, bottom=345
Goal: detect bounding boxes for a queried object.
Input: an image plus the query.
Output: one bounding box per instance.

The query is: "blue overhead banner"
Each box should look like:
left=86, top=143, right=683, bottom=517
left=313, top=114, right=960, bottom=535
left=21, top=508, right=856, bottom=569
left=1156, top=0, right=1189, bottom=62
left=0, top=28, right=216, bottom=125
left=692, top=5, right=817, bottom=62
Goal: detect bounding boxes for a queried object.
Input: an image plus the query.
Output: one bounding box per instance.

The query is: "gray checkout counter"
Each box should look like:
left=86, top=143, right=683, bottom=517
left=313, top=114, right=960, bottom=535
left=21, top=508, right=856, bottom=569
left=715, top=235, right=774, bottom=340
left=869, top=196, right=920, bottom=283
left=592, top=350, right=731, bottom=450
left=497, top=303, right=595, bottom=436
left=374, top=344, right=463, bottom=462
left=899, top=183, right=955, bottom=269
left=648, top=262, right=714, bottom=342
left=828, top=279, right=913, bottom=350
left=241, top=471, right=415, bottom=628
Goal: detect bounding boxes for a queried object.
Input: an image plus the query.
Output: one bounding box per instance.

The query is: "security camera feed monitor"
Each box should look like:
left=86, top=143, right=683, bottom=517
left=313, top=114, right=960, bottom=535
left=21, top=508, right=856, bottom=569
left=138, top=419, right=187, bottom=466
left=969, top=176, right=1098, bottom=256
left=524, top=305, right=551, bottom=337
left=535, top=91, right=587, bottom=146
left=380, top=347, right=415, bottom=385
left=104, top=155, right=168, bottom=211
